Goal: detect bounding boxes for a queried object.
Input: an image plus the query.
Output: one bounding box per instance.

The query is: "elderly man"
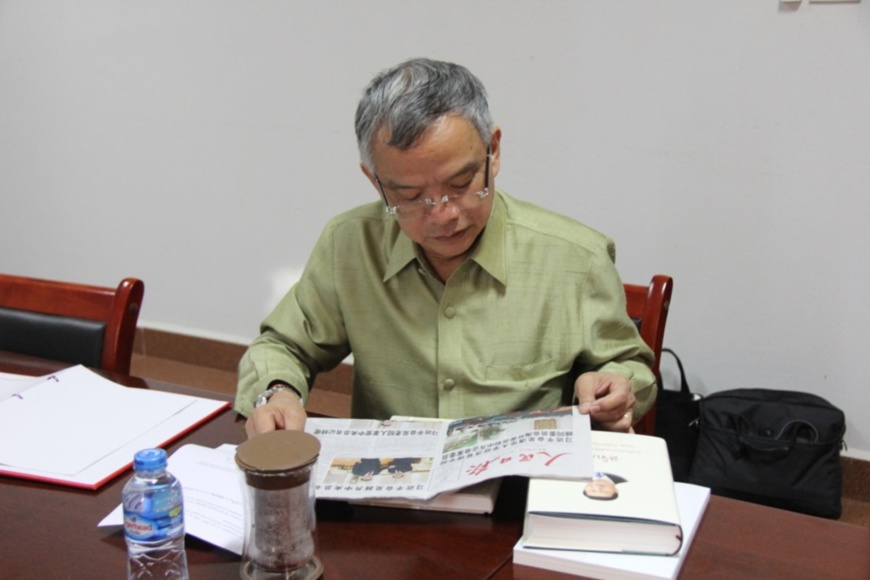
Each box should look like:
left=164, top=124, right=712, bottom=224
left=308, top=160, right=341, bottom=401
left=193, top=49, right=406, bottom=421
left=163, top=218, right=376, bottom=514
left=236, top=58, right=655, bottom=437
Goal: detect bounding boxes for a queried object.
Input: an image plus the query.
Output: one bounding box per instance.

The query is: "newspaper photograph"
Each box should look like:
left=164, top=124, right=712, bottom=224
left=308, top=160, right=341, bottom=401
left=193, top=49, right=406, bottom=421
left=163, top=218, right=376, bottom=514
left=304, top=406, right=594, bottom=500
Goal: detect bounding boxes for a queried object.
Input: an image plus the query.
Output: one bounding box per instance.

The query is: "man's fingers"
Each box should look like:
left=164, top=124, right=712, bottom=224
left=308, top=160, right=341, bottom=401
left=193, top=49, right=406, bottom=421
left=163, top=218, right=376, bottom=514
left=245, top=403, right=307, bottom=438
left=245, top=409, right=279, bottom=438
left=575, top=372, right=636, bottom=433
left=595, top=410, right=634, bottom=433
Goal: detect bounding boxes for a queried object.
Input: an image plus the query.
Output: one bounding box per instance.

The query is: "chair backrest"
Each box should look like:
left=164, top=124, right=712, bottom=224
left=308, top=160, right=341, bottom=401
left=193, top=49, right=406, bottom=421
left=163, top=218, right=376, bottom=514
left=0, top=274, right=144, bottom=374
left=624, top=274, right=673, bottom=435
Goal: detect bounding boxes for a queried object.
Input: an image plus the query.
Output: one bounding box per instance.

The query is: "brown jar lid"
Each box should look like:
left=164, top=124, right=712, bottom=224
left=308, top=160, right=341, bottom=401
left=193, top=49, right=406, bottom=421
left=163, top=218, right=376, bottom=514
left=235, top=430, right=321, bottom=474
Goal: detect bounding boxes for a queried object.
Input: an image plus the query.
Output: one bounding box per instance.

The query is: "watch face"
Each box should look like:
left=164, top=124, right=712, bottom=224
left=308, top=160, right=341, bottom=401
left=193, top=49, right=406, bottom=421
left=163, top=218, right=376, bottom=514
left=255, top=385, right=300, bottom=408
left=256, top=386, right=286, bottom=408
left=255, top=391, right=270, bottom=408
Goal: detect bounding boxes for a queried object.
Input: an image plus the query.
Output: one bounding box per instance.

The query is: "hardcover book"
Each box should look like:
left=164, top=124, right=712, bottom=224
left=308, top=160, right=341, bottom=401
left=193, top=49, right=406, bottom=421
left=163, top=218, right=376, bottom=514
left=351, top=478, right=503, bottom=514
left=522, top=431, right=684, bottom=556
left=514, top=481, right=711, bottom=579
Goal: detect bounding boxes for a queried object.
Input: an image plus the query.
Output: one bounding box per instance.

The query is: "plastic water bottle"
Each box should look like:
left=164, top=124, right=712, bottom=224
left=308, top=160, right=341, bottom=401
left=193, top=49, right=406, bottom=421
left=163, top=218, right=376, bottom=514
left=123, top=448, right=189, bottom=579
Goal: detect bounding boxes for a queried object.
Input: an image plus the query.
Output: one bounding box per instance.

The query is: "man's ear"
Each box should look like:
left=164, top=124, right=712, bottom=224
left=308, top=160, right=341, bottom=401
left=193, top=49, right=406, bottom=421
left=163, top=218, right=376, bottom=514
left=360, top=163, right=379, bottom=189
left=489, top=126, right=502, bottom=180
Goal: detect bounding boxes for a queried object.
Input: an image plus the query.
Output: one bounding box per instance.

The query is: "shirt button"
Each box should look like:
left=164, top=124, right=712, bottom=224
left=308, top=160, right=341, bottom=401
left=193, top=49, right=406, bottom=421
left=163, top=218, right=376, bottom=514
left=443, top=379, right=456, bottom=390
left=444, top=306, right=456, bottom=319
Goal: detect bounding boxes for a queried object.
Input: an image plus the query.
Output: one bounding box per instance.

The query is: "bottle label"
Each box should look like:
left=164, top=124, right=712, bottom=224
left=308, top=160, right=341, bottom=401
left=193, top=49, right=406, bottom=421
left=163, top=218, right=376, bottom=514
left=123, top=488, right=183, bottom=542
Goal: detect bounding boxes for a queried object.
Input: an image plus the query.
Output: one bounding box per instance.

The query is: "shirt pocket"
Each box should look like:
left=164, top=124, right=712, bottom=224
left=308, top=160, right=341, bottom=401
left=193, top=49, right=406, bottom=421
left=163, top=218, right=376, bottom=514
left=482, top=357, right=566, bottom=391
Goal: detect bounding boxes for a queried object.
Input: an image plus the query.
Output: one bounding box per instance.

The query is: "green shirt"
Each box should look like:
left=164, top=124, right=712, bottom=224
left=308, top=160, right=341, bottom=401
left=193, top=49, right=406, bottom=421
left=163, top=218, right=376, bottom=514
left=235, top=190, right=656, bottom=420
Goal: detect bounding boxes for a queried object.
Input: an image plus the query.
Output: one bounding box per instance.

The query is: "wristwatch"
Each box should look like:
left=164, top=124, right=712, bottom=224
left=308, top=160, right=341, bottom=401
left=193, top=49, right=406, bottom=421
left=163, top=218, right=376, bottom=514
left=255, top=384, right=303, bottom=408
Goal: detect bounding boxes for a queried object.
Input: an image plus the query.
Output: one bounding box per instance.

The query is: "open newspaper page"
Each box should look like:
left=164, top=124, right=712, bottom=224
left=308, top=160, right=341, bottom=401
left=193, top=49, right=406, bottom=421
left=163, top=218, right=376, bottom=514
left=305, top=406, right=593, bottom=501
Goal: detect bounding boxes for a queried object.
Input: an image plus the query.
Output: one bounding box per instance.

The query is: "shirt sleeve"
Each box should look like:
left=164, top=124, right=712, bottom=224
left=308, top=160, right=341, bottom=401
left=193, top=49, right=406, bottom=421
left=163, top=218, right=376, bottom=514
left=578, top=240, right=657, bottom=420
left=234, top=224, right=351, bottom=417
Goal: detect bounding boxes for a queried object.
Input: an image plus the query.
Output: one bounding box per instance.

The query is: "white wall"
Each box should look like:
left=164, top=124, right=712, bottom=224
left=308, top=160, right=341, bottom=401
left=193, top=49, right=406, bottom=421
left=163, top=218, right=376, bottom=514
left=2, top=1, right=868, bottom=458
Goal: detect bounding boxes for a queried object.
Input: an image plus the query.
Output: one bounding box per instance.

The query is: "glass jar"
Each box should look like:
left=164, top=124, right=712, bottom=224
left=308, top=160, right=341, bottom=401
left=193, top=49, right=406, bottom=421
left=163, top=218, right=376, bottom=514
left=235, top=430, right=322, bottom=580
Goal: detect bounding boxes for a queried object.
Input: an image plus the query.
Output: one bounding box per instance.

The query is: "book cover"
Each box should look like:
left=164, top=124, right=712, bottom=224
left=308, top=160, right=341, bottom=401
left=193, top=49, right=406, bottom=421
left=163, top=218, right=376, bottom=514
left=522, top=431, right=682, bottom=556
left=514, top=482, right=711, bottom=580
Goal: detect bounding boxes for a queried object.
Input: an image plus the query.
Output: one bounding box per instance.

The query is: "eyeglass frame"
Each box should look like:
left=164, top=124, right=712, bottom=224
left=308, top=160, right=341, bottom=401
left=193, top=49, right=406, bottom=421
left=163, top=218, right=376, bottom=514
left=374, top=146, right=491, bottom=220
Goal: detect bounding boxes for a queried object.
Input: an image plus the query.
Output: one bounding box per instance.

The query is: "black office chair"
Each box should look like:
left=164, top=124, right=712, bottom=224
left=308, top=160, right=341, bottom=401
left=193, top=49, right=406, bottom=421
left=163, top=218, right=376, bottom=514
left=0, top=274, right=145, bottom=374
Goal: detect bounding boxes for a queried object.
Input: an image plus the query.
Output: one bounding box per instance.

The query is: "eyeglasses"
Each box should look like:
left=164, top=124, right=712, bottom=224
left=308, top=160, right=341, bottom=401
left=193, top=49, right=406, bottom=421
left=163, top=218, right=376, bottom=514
left=375, top=148, right=491, bottom=221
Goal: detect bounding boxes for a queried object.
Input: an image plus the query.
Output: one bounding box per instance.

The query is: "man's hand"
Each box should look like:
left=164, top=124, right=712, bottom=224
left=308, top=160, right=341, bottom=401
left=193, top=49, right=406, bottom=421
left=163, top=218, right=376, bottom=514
left=575, top=372, right=635, bottom=433
left=244, top=389, right=307, bottom=438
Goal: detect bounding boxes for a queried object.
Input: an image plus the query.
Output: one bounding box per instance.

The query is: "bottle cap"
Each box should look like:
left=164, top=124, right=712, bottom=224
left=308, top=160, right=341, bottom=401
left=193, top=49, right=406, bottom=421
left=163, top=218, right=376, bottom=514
left=133, top=448, right=168, bottom=471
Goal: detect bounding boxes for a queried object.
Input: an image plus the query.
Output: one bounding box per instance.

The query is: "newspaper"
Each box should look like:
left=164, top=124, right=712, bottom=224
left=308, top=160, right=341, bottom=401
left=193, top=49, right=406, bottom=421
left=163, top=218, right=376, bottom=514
left=304, top=406, right=594, bottom=501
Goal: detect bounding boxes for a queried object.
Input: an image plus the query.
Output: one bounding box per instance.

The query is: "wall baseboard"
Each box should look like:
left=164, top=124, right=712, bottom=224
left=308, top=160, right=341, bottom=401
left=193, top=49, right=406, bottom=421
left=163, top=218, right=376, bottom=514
left=134, top=326, right=353, bottom=396
left=843, top=457, right=870, bottom=503
left=134, top=327, right=247, bottom=373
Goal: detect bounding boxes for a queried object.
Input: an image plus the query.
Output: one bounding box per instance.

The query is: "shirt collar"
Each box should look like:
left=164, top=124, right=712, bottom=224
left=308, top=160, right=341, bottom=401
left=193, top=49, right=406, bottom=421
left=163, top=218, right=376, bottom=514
left=382, top=190, right=508, bottom=286
left=383, top=222, right=417, bottom=282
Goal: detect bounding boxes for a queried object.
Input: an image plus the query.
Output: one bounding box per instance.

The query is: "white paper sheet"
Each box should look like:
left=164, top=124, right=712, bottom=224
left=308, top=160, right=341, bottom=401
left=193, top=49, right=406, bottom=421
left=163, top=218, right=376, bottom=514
left=0, top=371, right=46, bottom=401
left=100, top=444, right=244, bottom=555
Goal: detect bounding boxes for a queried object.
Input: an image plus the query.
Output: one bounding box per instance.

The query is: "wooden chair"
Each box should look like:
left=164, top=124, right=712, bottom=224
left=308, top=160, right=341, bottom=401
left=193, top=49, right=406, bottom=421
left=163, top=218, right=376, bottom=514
left=0, top=274, right=144, bottom=374
left=624, top=274, right=673, bottom=436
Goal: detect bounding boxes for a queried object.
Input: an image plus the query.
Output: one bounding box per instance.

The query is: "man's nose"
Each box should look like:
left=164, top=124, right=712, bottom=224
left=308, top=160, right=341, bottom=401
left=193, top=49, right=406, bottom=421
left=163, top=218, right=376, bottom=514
left=425, top=196, right=461, bottom=222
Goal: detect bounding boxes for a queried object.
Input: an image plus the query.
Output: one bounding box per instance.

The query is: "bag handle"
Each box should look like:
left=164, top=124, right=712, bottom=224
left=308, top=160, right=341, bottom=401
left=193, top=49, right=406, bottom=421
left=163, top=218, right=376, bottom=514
left=661, top=348, right=692, bottom=396
left=731, top=416, right=820, bottom=459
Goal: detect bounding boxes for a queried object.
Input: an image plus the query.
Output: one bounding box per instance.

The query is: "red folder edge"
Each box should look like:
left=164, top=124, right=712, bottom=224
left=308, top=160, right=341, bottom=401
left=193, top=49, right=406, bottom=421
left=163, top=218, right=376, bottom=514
left=0, top=400, right=230, bottom=490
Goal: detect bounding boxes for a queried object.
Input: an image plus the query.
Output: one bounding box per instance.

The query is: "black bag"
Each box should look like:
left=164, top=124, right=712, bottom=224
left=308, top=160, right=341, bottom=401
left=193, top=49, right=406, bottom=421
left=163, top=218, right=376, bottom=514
left=689, top=388, right=846, bottom=518
left=654, top=348, right=701, bottom=483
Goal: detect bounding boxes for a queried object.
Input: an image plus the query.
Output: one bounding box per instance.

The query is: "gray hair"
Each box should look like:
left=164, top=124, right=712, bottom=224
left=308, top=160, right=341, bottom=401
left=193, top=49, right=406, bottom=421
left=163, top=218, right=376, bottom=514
left=355, top=58, right=495, bottom=171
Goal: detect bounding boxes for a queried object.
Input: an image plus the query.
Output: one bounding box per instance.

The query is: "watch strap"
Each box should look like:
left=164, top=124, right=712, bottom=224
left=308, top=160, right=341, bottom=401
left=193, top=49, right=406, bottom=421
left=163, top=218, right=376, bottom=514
left=255, top=383, right=303, bottom=408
